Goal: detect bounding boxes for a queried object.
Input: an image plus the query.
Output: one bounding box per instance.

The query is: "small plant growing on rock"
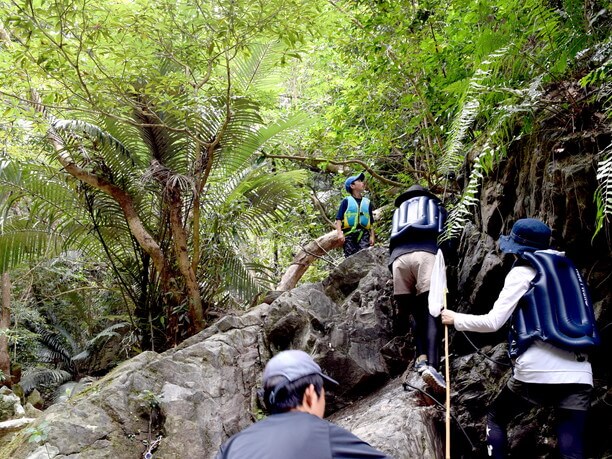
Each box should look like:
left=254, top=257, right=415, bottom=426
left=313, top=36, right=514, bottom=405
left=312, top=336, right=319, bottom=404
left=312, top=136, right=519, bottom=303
left=25, top=420, right=50, bottom=456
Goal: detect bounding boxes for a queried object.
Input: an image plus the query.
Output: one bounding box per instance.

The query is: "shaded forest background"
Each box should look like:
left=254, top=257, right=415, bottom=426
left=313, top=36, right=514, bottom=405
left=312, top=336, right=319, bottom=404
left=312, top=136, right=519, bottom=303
left=0, top=0, right=610, bottom=406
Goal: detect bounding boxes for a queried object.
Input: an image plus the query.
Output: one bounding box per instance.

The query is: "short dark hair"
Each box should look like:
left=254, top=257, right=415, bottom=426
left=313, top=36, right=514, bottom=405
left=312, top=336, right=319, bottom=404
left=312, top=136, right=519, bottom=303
left=262, top=374, right=324, bottom=414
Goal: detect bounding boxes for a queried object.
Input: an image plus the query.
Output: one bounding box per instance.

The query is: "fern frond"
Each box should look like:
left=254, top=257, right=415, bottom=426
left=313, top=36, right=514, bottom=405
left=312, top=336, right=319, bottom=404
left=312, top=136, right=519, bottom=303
left=441, top=71, right=545, bottom=241
left=594, top=143, right=612, bottom=237
left=439, top=47, right=510, bottom=175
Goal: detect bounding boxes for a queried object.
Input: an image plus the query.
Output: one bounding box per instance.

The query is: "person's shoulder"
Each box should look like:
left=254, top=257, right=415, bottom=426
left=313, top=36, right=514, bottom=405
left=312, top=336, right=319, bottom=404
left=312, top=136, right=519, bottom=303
left=506, top=264, right=537, bottom=284
left=327, top=421, right=391, bottom=458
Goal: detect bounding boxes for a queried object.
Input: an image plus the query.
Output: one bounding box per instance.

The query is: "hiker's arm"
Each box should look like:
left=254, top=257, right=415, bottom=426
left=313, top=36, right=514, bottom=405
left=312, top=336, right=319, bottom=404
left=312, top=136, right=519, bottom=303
left=369, top=205, right=375, bottom=245
left=441, top=309, right=456, bottom=325
left=444, top=267, right=533, bottom=333
left=335, top=220, right=345, bottom=242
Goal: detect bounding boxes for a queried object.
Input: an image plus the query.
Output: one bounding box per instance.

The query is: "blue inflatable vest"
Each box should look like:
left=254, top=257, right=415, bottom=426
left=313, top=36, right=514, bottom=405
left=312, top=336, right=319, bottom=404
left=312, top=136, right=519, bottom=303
left=390, top=195, right=446, bottom=243
left=342, top=196, right=371, bottom=231
left=509, top=250, right=600, bottom=358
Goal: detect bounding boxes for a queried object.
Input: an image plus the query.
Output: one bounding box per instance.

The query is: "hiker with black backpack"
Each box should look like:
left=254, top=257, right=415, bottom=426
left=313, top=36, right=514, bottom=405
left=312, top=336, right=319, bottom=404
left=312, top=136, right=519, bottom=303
left=335, top=172, right=375, bottom=258
left=388, top=184, right=448, bottom=393
left=441, top=218, right=599, bottom=459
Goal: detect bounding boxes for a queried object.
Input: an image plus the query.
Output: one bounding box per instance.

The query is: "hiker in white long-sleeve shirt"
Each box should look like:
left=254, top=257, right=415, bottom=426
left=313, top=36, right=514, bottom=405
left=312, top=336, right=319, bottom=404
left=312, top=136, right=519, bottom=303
left=442, top=218, right=598, bottom=459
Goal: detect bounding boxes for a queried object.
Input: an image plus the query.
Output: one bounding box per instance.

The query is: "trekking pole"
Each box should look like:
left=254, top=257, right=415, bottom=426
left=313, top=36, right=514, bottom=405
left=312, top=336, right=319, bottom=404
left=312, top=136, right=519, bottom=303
left=444, top=321, right=451, bottom=459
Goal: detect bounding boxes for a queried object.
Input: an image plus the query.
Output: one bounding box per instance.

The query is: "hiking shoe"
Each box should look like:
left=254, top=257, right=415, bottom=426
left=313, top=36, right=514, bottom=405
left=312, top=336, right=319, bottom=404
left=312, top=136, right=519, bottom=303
left=415, top=360, right=429, bottom=374
left=422, top=366, right=446, bottom=394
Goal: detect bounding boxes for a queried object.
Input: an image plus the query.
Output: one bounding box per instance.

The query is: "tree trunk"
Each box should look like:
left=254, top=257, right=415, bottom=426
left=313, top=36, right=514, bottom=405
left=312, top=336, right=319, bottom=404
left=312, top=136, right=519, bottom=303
left=276, top=231, right=343, bottom=292
left=0, top=273, right=12, bottom=386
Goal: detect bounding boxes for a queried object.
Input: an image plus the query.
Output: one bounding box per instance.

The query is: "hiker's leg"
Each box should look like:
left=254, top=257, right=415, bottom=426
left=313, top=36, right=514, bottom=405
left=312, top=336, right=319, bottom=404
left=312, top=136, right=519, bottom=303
left=412, top=252, right=437, bottom=365
left=556, top=384, right=591, bottom=459
left=392, top=255, right=417, bottom=336
left=357, top=229, right=370, bottom=252
left=393, top=294, right=413, bottom=336
left=556, top=408, right=587, bottom=459
left=343, top=233, right=359, bottom=257
left=419, top=291, right=442, bottom=369
left=411, top=292, right=429, bottom=361
left=486, top=383, right=532, bottom=459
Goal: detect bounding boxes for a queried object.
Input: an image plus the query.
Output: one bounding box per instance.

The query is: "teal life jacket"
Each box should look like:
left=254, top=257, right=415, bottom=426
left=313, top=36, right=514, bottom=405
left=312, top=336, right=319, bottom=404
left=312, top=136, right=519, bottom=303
left=342, top=196, right=371, bottom=233
left=508, top=250, right=600, bottom=358
left=390, top=195, right=446, bottom=243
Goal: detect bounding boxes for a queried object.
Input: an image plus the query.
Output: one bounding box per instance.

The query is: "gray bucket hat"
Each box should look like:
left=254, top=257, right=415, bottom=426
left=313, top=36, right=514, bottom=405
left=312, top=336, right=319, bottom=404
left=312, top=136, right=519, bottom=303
left=499, top=218, right=551, bottom=254
left=263, top=350, right=339, bottom=388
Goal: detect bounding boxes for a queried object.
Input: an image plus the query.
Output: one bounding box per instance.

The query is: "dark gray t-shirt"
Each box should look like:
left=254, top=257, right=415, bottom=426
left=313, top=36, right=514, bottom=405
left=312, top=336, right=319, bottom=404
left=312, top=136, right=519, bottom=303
left=215, top=411, right=392, bottom=459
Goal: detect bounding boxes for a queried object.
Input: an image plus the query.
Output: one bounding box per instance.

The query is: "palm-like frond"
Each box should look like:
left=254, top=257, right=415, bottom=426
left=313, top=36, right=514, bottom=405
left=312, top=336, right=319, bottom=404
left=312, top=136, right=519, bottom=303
left=20, top=368, right=73, bottom=395
left=215, top=110, right=311, bottom=178
left=212, top=97, right=264, bottom=172
left=232, top=42, right=285, bottom=94
left=52, top=119, right=133, bottom=163
left=72, top=322, right=131, bottom=364
left=201, top=245, right=265, bottom=303
left=34, top=328, right=74, bottom=366
left=199, top=165, right=307, bottom=304
left=0, top=221, right=62, bottom=273
left=0, top=158, right=97, bottom=271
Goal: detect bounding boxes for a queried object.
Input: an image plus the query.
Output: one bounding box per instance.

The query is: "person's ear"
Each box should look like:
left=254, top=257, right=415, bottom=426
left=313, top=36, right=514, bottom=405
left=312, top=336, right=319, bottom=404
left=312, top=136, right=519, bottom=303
left=302, top=384, right=315, bottom=408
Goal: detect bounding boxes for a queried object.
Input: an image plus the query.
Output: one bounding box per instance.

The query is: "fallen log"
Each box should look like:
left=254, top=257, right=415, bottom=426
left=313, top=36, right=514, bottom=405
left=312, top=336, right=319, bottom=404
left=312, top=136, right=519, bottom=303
left=275, top=230, right=342, bottom=293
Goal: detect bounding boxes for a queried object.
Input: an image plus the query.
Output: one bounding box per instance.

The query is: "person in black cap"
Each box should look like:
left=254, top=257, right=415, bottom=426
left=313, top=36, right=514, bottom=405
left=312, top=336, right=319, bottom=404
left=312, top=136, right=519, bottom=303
left=442, top=218, right=595, bottom=459
left=215, top=349, right=391, bottom=459
left=388, top=184, right=448, bottom=394
left=335, top=172, right=375, bottom=257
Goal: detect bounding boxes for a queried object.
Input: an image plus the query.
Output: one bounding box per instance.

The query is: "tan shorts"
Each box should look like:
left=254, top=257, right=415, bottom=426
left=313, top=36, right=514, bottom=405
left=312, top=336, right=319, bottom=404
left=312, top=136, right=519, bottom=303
left=392, top=251, right=436, bottom=295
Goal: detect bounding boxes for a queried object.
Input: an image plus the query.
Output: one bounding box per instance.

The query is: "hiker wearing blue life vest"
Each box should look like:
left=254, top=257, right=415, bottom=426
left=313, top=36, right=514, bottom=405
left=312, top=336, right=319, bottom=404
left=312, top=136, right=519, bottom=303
left=388, top=184, right=448, bottom=394
left=442, top=218, right=599, bottom=459
left=215, top=350, right=391, bottom=459
left=335, top=172, right=375, bottom=257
